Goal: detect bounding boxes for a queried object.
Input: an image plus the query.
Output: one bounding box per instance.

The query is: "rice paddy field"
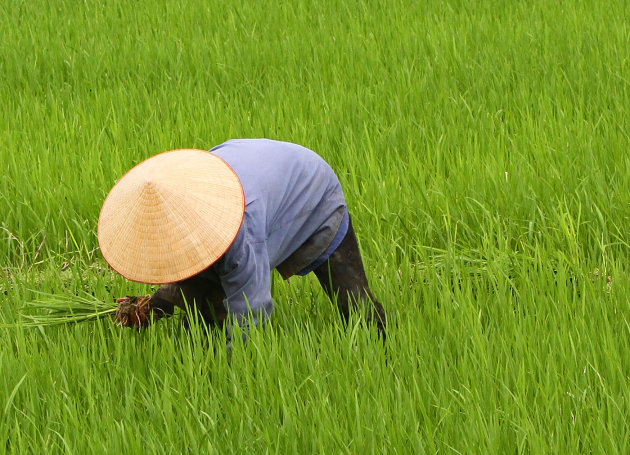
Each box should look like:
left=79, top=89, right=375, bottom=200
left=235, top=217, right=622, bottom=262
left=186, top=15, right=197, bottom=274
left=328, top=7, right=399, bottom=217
left=1, top=0, right=629, bottom=453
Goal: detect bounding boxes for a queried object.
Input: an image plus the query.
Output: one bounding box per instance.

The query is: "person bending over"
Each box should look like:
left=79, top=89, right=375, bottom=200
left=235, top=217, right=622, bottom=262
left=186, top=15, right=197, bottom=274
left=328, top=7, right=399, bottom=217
left=98, top=139, right=386, bottom=343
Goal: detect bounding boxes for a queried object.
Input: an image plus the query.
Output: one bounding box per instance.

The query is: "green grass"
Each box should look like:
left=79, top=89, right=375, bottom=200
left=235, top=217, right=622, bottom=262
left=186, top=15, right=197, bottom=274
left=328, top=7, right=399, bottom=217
left=1, top=0, right=629, bottom=452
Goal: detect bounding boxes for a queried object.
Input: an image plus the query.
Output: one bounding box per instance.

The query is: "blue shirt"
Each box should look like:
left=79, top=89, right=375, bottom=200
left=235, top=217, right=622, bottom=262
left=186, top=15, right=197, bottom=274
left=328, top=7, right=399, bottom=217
left=206, top=139, right=348, bottom=326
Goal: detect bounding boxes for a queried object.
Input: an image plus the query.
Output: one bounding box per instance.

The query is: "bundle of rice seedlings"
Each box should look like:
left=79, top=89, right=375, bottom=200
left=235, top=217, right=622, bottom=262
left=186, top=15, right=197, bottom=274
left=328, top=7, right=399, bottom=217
left=1, top=291, right=117, bottom=328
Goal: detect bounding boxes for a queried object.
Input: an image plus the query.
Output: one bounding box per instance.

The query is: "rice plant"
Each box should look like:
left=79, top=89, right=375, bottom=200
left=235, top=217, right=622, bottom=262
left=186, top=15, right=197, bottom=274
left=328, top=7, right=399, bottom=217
left=0, top=0, right=628, bottom=453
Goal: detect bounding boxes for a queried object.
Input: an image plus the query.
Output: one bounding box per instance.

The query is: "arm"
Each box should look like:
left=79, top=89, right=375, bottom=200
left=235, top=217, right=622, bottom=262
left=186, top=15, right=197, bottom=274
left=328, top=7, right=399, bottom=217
left=218, top=239, right=274, bottom=343
left=151, top=283, right=186, bottom=314
left=117, top=275, right=228, bottom=329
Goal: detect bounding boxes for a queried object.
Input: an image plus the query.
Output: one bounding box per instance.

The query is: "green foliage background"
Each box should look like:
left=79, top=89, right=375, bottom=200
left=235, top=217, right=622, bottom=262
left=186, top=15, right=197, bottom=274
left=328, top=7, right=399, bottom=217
left=1, top=0, right=629, bottom=453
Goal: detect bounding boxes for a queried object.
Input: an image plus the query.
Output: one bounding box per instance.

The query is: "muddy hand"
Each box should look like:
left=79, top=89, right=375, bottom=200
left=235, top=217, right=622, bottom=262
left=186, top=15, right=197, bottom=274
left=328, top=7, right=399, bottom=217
left=115, top=295, right=154, bottom=329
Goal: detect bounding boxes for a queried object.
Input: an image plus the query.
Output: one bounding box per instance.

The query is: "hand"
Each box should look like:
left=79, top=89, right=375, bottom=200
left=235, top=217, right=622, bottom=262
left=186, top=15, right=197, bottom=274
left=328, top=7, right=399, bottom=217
left=115, top=295, right=153, bottom=329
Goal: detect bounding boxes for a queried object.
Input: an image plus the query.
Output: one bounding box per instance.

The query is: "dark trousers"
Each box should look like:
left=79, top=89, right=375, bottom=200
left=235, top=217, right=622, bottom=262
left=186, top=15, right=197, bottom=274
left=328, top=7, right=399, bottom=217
left=312, top=217, right=386, bottom=337
left=151, top=217, right=386, bottom=338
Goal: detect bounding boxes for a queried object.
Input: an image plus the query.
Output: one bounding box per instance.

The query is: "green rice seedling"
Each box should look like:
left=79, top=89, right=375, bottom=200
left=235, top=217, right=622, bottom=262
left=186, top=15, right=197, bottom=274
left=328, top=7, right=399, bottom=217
left=1, top=291, right=117, bottom=328
left=1, top=0, right=629, bottom=452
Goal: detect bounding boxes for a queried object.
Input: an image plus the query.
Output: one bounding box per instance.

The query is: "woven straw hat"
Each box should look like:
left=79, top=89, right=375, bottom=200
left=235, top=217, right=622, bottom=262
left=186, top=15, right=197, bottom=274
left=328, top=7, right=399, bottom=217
left=98, top=149, right=244, bottom=284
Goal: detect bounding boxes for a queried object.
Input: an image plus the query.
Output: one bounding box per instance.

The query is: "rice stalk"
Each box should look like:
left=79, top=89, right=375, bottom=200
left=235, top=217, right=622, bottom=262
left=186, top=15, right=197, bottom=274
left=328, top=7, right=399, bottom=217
left=1, top=291, right=117, bottom=328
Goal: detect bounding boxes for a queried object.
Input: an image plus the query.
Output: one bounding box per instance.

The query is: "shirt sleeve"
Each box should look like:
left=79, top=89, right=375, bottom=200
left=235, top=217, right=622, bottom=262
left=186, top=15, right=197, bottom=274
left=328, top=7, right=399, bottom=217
left=217, top=230, right=274, bottom=337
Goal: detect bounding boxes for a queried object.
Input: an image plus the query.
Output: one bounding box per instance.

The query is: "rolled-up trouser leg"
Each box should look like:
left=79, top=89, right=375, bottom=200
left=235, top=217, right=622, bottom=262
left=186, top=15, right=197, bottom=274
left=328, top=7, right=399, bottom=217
left=152, top=275, right=228, bottom=329
left=313, top=216, right=386, bottom=339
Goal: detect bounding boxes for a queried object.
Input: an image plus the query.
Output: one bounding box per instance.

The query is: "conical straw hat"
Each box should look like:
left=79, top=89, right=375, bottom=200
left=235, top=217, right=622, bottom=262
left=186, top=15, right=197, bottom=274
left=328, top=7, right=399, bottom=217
left=98, top=149, right=244, bottom=284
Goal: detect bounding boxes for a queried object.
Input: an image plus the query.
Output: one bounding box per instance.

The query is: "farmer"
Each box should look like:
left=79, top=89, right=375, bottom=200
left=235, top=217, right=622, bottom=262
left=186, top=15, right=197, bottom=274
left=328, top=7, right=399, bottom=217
left=98, top=139, right=386, bottom=343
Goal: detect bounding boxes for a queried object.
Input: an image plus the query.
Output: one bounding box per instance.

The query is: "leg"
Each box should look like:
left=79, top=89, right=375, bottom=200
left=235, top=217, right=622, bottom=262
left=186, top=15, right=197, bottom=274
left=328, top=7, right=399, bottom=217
left=313, top=216, right=386, bottom=340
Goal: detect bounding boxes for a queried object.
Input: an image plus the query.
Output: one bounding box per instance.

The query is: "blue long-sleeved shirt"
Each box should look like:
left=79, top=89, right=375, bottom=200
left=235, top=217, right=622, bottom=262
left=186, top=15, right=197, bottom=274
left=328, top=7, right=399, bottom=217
left=205, top=139, right=348, bottom=326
